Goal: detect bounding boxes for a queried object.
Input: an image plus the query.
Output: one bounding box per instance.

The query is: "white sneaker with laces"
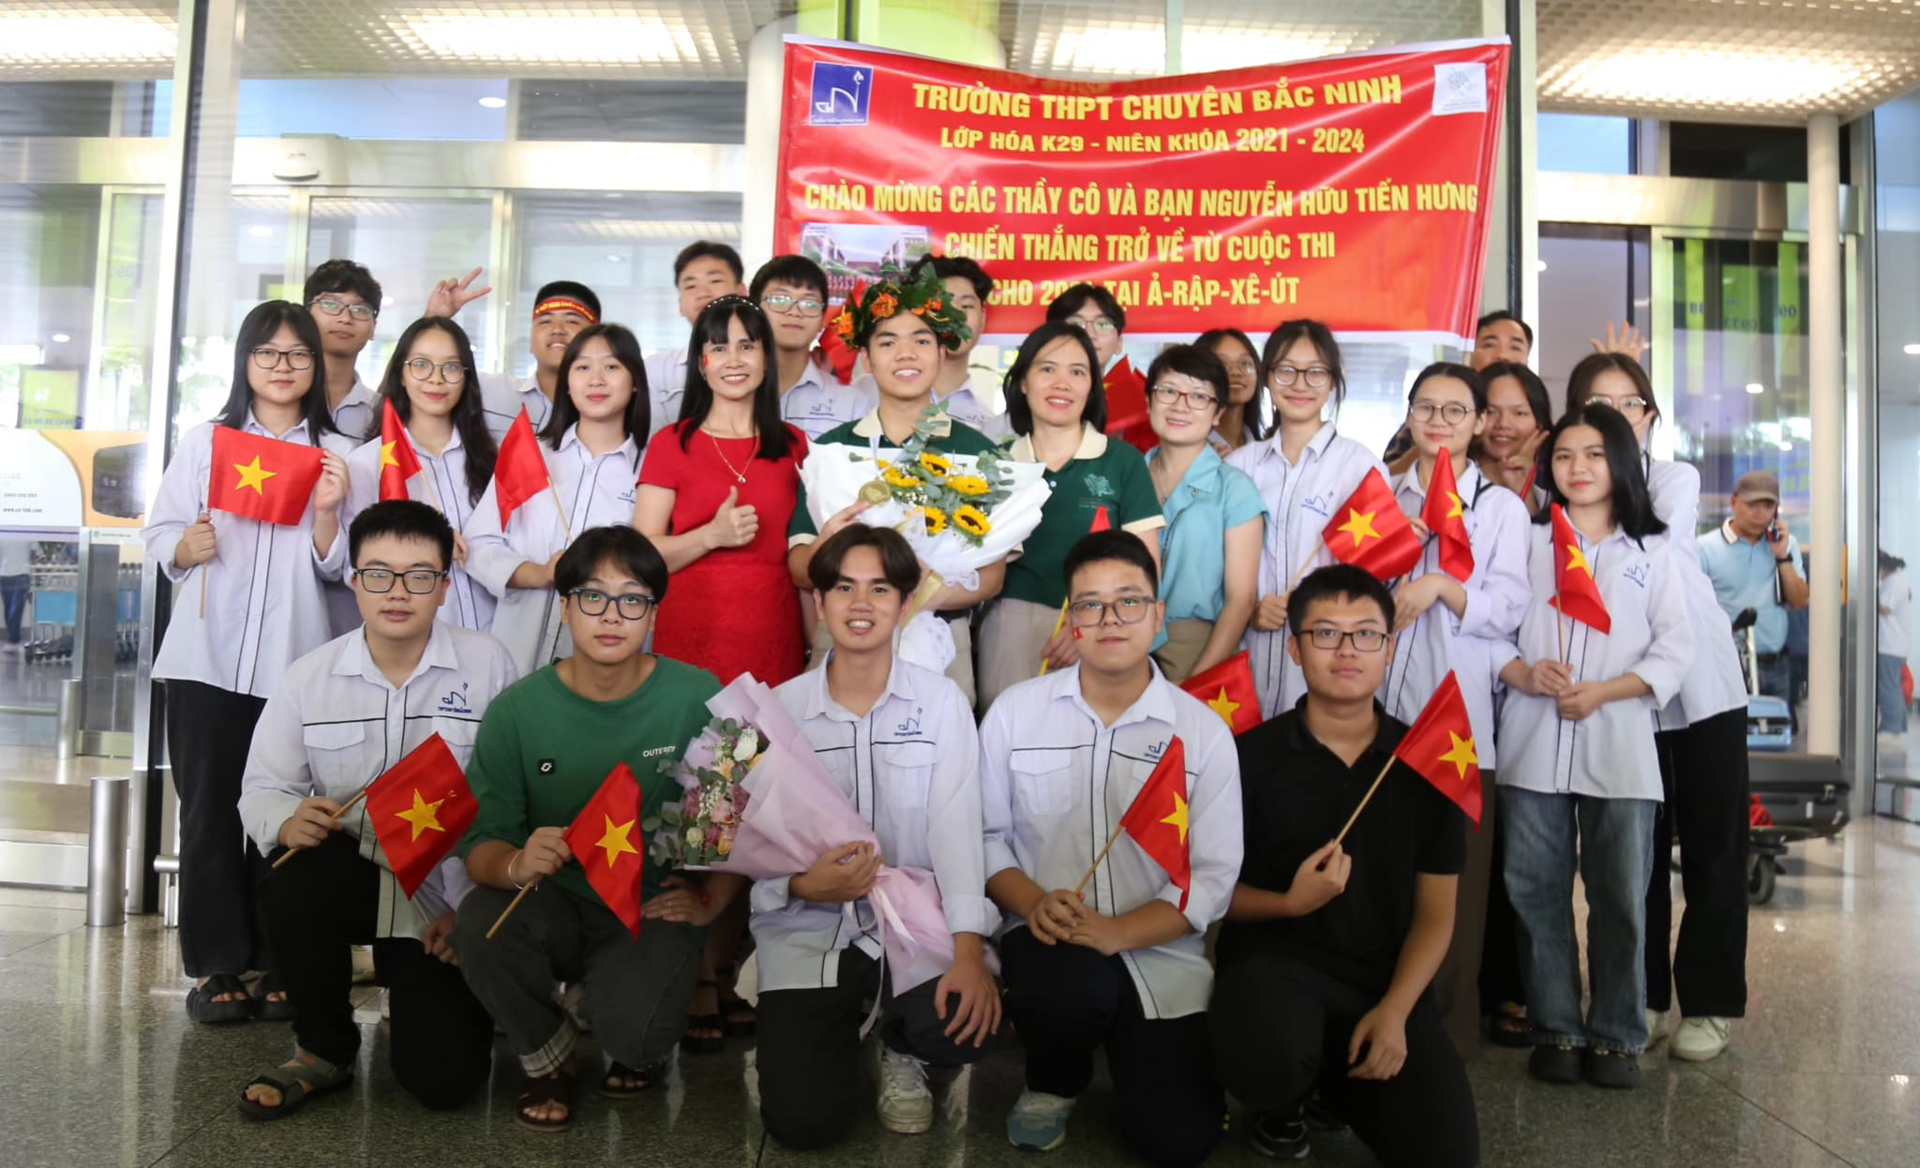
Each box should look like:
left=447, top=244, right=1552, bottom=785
left=1646, top=1009, right=1672, bottom=1046
left=878, top=1049, right=934, bottom=1134
left=1670, top=1016, right=1731, bottom=1061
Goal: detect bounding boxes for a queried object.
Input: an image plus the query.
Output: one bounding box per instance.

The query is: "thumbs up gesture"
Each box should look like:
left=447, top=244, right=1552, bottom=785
left=703, top=487, right=760, bottom=550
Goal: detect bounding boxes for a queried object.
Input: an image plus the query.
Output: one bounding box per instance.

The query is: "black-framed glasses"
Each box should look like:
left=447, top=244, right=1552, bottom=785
left=353, top=568, right=446, bottom=594
left=405, top=357, right=468, bottom=383
left=1068, top=596, right=1153, bottom=627
left=1300, top=627, right=1388, bottom=653
left=311, top=297, right=377, bottom=322
left=1221, top=358, right=1259, bottom=376
left=760, top=293, right=825, bottom=318
left=1067, top=316, right=1118, bottom=336
left=1409, top=401, right=1475, bottom=424
left=251, top=346, right=315, bottom=371
left=1270, top=364, right=1332, bottom=389
left=1588, top=394, right=1649, bottom=415
left=568, top=588, right=657, bottom=620
left=1151, top=385, right=1219, bottom=410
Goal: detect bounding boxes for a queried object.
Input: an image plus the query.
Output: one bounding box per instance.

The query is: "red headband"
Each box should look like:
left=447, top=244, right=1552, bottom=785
left=533, top=296, right=598, bottom=323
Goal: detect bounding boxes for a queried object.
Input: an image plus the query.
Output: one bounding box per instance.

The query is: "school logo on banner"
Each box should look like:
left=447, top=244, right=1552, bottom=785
left=810, top=63, right=871, bottom=126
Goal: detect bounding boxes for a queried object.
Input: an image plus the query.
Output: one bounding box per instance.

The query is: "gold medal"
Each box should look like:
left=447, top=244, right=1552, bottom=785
left=858, top=479, right=893, bottom=505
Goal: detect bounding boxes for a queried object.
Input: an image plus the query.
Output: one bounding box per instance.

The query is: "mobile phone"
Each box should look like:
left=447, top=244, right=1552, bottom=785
left=1768, top=521, right=1784, bottom=543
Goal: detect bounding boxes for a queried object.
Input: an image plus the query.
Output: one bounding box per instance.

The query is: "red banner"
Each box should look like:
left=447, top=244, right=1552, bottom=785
left=775, top=37, right=1509, bottom=343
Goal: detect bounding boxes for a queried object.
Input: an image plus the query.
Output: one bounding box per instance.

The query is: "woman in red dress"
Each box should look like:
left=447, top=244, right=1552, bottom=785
left=635, top=296, right=808, bottom=686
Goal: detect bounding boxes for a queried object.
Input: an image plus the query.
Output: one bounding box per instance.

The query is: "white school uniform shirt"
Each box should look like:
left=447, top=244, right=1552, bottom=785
left=331, top=377, right=376, bottom=444
left=478, top=374, right=552, bottom=444
left=754, top=656, right=997, bottom=993
left=1495, top=523, right=1694, bottom=802
left=780, top=360, right=877, bottom=439
left=319, top=378, right=382, bottom=638
left=1880, top=570, right=1912, bottom=659
left=980, top=665, right=1243, bottom=1020
left=237, top=623, right=519, bottom=940
left=1226, top=424, right=1385, bottom=719
left=144, top=414, right=356, bottom=698
left=1644, top=456, right=1747, bottom=727
left=1382, top=462, right=1529, bottom=767
left=853, top=370, right=1012, bottom=442
left=340, top=431, right=497, bottom=633
left=463, top=425, right=643, bottom=675
left=642, top=348, right=690, bottom=439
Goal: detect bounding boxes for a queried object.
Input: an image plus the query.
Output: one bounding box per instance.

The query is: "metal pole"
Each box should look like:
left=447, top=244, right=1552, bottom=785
left=87, top=776, right=130, bottom=927
left=1807, top=114, right=1842, bottom=757
left=55, top=678, right=81, bottom=761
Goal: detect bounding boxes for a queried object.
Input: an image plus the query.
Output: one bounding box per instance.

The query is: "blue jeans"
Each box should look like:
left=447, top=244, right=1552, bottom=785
left=0, top=574, right=26, bottom=644
left=1877, top=654, right=1909, bottom=734
left=1500, top=786, right=1658, bottom=1055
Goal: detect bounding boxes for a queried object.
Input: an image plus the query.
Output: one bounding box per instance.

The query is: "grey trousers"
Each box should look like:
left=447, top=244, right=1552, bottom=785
left=455, top=884, right=703, bottom=1075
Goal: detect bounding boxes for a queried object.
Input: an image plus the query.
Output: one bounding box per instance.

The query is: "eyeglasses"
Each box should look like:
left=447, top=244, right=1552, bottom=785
left=311, top=297, right=376, bottom=322
left=760, top=293, right=825, bottom=318
left=353, top=568, right=446, bottom=594
left=405, top=357, right=467, bottom=383
left=251, top=346, right=315, bottom=371
left=1151, top=385, right=1219, bottom=410
left=1221, top=358, right=1259, bottom=376
left=1270, top=364, right=1333, bottom=389
left=1300, top=627, right=1388, bottom=652
left=1067, top=596, right=1154, bottom=627
left=1409, top=401, right=1475, bottom=424
left=1067, top=316, right=1118, bottom=336
left=1588, top=395, right=1649, bottom=415
left=568, top=588, right=657, bottom=620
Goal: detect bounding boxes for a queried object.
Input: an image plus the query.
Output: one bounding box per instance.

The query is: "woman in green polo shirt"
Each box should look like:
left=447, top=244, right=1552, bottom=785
left=976, top=322, right=1165, bottom=708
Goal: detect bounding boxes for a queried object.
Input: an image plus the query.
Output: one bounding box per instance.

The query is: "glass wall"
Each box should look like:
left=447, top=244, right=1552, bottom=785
left=1875, top=93, right=1920, bottom=810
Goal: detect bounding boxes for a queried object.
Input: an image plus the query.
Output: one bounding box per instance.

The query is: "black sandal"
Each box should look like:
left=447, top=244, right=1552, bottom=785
left=238, top=1050, right=352, bottom=1120
left=715, top=965, right=756, bottom=1038
left=255, top=974, right=295, bottom=1022
left=1489, top=1002, right=1538, bottom=1048
left=514, top=1065, right=577, bottom=1133
left=188, top=973, right=254, bottom=1024
left=683, top=979, right=725, bottom=1055
left=600, top=1056, right=666, bottom=1099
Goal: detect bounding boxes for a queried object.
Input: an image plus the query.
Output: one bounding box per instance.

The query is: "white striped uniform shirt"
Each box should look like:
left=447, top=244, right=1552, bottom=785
left=340, top=429, right=496, bottom=633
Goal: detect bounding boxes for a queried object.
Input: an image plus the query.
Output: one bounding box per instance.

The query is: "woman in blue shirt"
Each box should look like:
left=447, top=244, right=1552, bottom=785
left=1143, top=345, right=1265, bottom=681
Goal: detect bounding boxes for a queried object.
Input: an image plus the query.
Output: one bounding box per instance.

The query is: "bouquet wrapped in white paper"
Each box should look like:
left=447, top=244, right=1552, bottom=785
left=799, top=402, right=1051, bottom=672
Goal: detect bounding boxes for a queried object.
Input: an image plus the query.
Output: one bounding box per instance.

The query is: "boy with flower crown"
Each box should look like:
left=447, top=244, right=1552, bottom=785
left=787, top=267, right=1009, bottom=705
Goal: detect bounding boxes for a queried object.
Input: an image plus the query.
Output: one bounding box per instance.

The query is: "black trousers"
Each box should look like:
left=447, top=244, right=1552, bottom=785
left=1000, top=928, right=1222, bottom=1168
left=757, top=945, right=991, bottom=1150
left=1479, top=770, right=1525, bottom=1015
left=166, top=679, right=268, bottom=978
left=1211, top=951, right=1478, bottom=1168
left=1647, top=709, right=1751, bottom=1017
left=259, top=832, right=494, bottom=1109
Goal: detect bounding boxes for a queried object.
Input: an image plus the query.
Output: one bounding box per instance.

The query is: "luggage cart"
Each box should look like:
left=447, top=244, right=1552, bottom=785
left=24, top=564, right=77, bottom=664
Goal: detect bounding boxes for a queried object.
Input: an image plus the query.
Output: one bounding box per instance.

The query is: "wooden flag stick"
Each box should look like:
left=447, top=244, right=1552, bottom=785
left=1331, top=753, right=1398, bottom=847
left=196, top=507, right=211, bottom=619
left=1074, top=817, right=1131, bottom=900
left=1556, top=597, right=1568, bottom=667
left=547, top=480, right=574, bottom=543
left=486, top=880, right=537, bottom=940
left=1285, top=539, right=1329, bottom=596
left=1037, top=597, right=1071, bottom=675
left=417, top=469, right=446, bottom=517
left=268, top=785, right=372, bottom=870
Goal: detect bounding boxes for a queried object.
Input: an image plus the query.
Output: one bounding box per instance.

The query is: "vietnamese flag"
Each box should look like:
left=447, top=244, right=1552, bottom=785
left=493, top=407, right=551, bottom=528
left=1421, top=448, right=1475, bottom=583
left=1549, top=503, right=1612, bottom=634
left=562, top=762, right=647, bottom=937
left=1321, top=468, right=1423, bottom=581
left=363, top=733, right=476, bottom=897
left=1118, top=736, right=1192, bottom=910
left=1105, top=357, right=1154, bottom=453
left=378, top=398, right=424, bottom=502
left=1181, top=651, right=1259, bottom=735
left=207, top=425, right=326, bottom=526
left=1391, top=671, right=1483, bottom=827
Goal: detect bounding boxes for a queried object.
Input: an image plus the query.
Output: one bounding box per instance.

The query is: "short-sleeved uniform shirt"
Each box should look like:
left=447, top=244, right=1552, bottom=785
left=1217, top=705, right=1466, bottom=995
left=1001, top=424, right=1165, bottom=609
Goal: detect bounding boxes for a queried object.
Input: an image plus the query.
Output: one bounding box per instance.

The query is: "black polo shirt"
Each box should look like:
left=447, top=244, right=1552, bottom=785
left=1218, top=703, right=1467, bottom=995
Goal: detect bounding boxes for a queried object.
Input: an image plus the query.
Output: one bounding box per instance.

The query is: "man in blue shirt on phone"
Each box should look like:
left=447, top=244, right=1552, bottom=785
left=1697, top=471, right=1809, bottom=706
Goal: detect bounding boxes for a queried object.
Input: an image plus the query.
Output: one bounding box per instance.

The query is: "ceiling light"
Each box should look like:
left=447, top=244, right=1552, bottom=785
left=477, top=96, right=507, bottom=109
left=50, top=332, right=71, bottom=344
left=396, top=15, right=699, bottom=65
left=1904, top=343, right=1920, bottom=356
left=1745, top=383, right=1765, bottom=395
left=1547, top=50, right=1862, bottom=112
left=1535, top=260, right=1548, bottom=273
left=0, top=14, right=176, bottom=65
left=605, top=254, right=624, bottom=263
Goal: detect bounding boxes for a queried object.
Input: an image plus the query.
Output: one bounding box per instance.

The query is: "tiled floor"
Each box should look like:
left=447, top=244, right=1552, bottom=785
left=3, top=817, right=1918, bottom=1168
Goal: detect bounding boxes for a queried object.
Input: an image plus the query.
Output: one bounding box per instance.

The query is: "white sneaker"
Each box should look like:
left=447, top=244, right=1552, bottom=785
left=1646, top=1009, right=1672, bottom=1046
left=1670, top=1016, right=1731, bottom=1061
left=877, top=1050, right=933, bottom=1134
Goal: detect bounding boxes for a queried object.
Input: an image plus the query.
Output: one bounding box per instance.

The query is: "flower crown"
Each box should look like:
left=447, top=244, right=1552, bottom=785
left=832, top=265, right=973, bottom=351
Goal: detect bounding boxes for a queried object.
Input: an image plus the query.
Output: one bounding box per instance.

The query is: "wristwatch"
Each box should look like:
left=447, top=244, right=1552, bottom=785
left=1776, top=556, right=1792, bottom=565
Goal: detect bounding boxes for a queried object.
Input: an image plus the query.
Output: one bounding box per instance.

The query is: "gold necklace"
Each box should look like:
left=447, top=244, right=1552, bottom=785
left=707, top=430, right=758, bottom=484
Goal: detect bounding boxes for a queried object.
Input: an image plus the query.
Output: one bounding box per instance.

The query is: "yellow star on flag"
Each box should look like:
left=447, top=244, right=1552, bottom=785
left=380, top=440, right=400, bottom=468
left=393, top=788, right=448, bottom=841
left=1564, top=543, right=1593, bottom=577
left=594, top=814, right=640, bottom=869
left=1445, top=490, right=1465, bottom=520
left=1205, top=686, right=1241, bottom=730
left=1335, top=507, right=1381, bottom=548
left=232, top=455, right=277, bottom=495
left=1159, top=791, right=1190, bottom=846
left=1437, top=731, right=1479, bottom=781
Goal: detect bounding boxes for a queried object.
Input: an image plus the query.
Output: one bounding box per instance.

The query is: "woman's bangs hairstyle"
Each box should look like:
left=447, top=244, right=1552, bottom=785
left=1260, top=318, right=1346, bottom=416
left=1406, top=362, right=1487, bottom=412
left=677, top=296, right=794, bottom=460
left=217, top=300, right=339, bottom=437
left=1537, top=403, right=1666, bottom=541
left=1002, top=322, right=1106, bottom=437
left=1566, top=351, right=1659, bottom=428
left=1478, top=361, right=1552, bottom=432
left=539, top=323, right=653, bottom=451
left=377, top=316, right=497, bottom=504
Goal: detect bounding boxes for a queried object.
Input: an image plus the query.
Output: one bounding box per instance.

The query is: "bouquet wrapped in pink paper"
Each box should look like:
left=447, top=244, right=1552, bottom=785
left=658, top=674, right=956, bottom=996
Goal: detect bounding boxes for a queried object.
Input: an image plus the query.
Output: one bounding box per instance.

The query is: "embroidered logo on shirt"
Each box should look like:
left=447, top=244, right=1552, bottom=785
left=537, top=759, right=556, bottom=775
left=1622, top=563, right=1651, bottom=589
left=1301, top=491, right=1335, bottom=518
left=895, top=710, right=924, bottom=736
left=438, top=683, right=473, bottom=715
left=1083, top=474, right=1115, bottom=499
left=618, top=486, right=637, bottom=504
left=1146, top=738, right=1166, bottom=760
